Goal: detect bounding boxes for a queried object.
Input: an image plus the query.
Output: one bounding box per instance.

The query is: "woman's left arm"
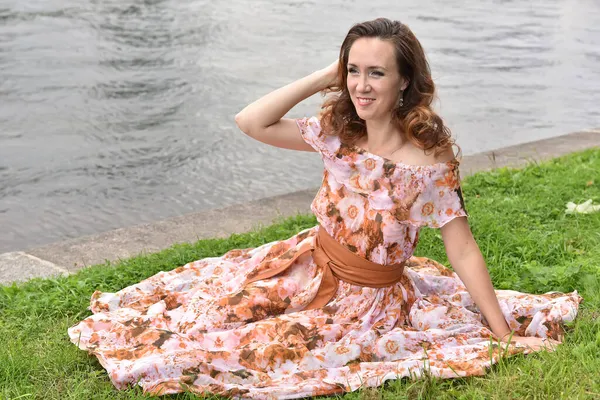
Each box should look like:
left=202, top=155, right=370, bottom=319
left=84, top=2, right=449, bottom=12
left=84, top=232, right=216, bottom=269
left=439, top=217, right=511, bottom=338
left=440, top=217, right=561, bottom=350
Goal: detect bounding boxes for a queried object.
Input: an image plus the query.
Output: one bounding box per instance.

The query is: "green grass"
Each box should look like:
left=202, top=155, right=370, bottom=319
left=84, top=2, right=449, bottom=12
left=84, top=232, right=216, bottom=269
left=1, top=149, right=599, bottom=400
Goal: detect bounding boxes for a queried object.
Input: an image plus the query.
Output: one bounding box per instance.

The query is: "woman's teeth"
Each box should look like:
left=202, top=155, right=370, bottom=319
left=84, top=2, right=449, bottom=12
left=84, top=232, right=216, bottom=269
left=357, top=97, right=375, bottom=106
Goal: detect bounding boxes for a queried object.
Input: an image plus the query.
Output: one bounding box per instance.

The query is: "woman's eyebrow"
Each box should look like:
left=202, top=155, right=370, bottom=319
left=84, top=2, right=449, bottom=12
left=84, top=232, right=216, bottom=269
left=347, top=63, right=387, bottom=70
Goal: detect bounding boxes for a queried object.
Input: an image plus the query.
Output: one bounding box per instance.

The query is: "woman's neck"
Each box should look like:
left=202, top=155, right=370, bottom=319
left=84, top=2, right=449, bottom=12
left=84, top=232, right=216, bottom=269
left=363, top=118, right=404, bottom=153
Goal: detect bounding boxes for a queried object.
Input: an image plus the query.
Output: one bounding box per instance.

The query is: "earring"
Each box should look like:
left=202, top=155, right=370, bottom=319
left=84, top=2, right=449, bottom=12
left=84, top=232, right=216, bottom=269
left=397, top=91, right=404, bottom=108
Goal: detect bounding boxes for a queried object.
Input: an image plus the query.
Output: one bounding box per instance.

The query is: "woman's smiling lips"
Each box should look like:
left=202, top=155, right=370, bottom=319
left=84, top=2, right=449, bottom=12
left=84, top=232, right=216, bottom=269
left=356, top=97, right=375, bottom=106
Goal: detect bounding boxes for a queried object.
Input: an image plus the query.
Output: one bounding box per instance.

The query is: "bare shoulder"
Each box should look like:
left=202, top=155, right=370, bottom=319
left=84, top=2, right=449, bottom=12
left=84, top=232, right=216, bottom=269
left=434, top=145, right=457, bottom=163
left=398, top=143, right=456, bottom=166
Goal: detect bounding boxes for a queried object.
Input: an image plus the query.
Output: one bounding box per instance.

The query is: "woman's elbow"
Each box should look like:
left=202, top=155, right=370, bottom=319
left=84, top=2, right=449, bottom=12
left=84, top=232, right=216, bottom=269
left=235, top=112, right=252, bottom=136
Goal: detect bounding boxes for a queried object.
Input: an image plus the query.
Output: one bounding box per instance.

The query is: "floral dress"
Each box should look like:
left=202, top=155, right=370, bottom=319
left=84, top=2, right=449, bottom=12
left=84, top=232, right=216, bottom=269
left=68, top=116, right=582, bottom=399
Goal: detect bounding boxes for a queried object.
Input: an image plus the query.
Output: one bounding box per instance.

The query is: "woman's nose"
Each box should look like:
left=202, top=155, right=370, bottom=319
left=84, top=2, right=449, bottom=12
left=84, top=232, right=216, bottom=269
left=356, top=76, right=370, bottom=93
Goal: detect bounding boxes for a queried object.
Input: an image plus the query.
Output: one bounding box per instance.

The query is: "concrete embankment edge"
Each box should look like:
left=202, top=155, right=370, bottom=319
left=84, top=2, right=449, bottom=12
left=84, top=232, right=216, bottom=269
left=2, top=128, right=599, bottom=285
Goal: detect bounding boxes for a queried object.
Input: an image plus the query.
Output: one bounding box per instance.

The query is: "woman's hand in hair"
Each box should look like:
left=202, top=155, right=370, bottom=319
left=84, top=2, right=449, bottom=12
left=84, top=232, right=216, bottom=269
left=320, top=60, right=341, bottom=92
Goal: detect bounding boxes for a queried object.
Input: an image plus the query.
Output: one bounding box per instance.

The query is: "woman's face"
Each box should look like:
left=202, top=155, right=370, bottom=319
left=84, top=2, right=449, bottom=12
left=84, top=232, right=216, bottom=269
left=346, top=37, right=407, bottom=122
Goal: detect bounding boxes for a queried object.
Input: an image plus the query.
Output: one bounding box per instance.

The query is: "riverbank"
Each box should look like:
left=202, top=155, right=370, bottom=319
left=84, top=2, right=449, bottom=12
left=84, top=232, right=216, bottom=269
left=1, top=146, right=599, bottom=399
left=1, top=127, right=599, bottom=285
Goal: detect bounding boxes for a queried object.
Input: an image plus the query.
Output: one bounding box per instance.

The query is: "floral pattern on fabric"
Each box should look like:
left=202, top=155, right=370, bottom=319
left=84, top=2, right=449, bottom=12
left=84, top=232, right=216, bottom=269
left=68, top=116, right=582, bottom=399
left=296, top=116, right=468, bottom=263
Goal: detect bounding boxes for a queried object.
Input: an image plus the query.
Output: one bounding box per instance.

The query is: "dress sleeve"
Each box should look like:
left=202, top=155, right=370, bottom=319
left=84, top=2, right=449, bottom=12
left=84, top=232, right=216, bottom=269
left=295, top=116, right=329, bottom=156
left=410, top=162, right=468, bottom=228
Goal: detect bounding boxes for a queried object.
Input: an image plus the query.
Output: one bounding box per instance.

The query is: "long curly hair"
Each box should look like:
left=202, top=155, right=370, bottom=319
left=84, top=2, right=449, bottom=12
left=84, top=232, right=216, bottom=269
left=320, top=18, right=457, bottom=158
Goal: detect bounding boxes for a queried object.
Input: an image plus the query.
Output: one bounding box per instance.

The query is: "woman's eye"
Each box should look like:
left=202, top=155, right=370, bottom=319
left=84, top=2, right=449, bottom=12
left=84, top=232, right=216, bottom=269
left=347, top=68, right=383, bottom=77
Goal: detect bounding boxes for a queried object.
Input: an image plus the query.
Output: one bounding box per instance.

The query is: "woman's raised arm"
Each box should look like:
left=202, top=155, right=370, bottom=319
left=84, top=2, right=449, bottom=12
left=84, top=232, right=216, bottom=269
left=234, top=61, right=338, bottom=151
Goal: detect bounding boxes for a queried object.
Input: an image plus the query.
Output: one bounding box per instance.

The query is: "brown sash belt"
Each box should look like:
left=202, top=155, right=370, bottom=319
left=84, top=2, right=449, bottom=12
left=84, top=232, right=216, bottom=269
left=244, top=225, right=406, bottom=310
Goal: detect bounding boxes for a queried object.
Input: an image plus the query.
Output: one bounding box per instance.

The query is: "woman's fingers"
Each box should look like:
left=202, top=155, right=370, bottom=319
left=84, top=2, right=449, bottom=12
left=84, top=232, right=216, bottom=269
left=321, top=60, right=341, bottom=90
left=505, top=335, right=562, bottom=352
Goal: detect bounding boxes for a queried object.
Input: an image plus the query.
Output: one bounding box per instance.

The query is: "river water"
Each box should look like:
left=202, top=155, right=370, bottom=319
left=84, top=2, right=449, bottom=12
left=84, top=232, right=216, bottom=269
left=1, top=0, right=599, bottom=252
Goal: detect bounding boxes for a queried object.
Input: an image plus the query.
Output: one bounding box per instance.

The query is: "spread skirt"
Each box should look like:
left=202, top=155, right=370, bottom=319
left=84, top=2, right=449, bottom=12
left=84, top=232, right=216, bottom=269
left=68, top=225, right=582, bottom=399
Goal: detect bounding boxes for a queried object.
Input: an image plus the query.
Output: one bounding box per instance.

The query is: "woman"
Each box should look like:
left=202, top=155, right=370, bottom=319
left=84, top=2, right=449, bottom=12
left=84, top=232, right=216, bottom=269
left=68, top=18, right=581, bottom=398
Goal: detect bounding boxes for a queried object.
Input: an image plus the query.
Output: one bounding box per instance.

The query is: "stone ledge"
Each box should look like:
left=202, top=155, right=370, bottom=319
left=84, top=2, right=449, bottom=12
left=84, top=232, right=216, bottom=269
left=458, top=129, right=600, bottom=175
left=0, top=252, right=69, bottom=285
